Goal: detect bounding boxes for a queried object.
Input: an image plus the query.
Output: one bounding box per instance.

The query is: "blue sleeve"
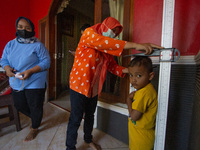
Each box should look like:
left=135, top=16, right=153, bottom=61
left=35, top=43, right=51, bottom=71
left=1, top=42, right=11, bottom=69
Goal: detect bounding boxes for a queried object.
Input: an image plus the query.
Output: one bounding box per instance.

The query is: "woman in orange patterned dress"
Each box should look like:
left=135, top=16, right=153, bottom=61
left=66, top=17, right=162, bottom=150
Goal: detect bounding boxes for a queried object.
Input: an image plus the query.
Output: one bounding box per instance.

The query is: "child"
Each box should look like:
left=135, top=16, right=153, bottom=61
left=126, top=56, right=158, bottom=150
left=69, top=23, right=91, bottom=56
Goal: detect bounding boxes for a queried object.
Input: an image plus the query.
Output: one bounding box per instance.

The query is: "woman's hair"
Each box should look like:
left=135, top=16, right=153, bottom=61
left=80, top=24, right=90, bottom=31
left=128, top=56, right=153, bottom=73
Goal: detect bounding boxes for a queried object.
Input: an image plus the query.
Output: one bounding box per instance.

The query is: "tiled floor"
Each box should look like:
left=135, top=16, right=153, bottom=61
left=50, top=90, right=71, bottom=112
left=0, top=102, right=129, bottom=150
left=50, top=91, right=128, bottom=111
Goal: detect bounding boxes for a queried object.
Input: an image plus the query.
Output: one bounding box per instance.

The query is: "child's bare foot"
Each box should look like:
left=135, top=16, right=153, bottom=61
left=24, top=128, right=38, bottom=142
left=88, top=142, right=102, bottom=150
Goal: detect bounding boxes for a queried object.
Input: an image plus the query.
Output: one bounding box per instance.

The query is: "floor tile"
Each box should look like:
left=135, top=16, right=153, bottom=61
left=0, top=102, right=129, bottom=150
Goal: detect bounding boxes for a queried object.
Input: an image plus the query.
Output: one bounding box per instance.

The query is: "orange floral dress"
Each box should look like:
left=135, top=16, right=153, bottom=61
left=69, top=28, right=126, bottom=97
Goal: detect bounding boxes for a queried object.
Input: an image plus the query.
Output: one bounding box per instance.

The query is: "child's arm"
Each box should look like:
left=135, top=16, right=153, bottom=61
left=126, top=91, right=143, bottom=121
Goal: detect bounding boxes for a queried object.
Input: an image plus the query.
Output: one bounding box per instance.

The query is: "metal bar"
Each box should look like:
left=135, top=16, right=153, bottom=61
left=154, top=0, right=175, bottom=150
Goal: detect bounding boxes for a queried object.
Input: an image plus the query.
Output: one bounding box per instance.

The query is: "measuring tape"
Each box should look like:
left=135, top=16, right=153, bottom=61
left=154, top=0, right=175, bottom=150
left=124, top=48, right=180, bottom=62
left=127, top=0, right=176, bottom=148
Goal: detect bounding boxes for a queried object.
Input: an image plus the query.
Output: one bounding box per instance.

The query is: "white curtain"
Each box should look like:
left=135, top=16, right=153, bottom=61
left=108, top=0, right=124, bottom=94
left=109, top=0, right=124, bottom=40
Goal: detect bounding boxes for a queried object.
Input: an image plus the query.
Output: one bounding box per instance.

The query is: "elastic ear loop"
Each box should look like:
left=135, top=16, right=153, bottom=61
left=12, top=77, right=24, bottom=92
left=101, top=23, right=109, bottom=33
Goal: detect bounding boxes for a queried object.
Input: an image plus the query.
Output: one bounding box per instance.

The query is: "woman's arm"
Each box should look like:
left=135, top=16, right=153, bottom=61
left=81, top=28, right=163, bottom=55
left=124, top=42, right=164, bottom=55
left=19, top=65, right=41, bottom=80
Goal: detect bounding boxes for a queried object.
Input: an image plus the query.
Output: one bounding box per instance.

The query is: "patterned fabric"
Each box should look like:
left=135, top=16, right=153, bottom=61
left=69, top=28, right=126, bottom=97
left=16, top=37, right=39, bottom=44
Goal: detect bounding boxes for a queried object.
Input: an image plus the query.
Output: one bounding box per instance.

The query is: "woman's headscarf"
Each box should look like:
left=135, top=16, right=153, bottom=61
left=90, top=17, right=123, bottom=96
left=15, top=16, right=38, bottom=43
left=90, top=17, right=123, bottom=36
left=15, top=16, right=35, bottom=37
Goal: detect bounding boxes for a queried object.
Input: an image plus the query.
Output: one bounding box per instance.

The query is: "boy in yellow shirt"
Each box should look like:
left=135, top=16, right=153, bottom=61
left=127, top=56, right=158, bottom=150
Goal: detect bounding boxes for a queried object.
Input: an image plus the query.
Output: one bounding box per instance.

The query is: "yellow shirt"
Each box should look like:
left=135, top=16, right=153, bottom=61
left=129, top=83, right=158, bottom=150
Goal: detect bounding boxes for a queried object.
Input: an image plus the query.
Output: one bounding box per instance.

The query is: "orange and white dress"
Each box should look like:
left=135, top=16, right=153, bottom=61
left=69, top=28, right=126, bottom=97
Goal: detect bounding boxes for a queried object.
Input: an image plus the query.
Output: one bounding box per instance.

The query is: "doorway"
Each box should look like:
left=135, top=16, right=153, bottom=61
left=49, top=0, right=95, bottom=110
left=46, top=0, right=133, bottom=110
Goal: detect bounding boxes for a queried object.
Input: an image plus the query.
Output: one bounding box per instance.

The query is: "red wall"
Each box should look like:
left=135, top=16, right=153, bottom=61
left=0, top=0, right=52, bottom=57
left=133, top=0, right=200, bottom=56
left=132, top=0, right=163, bottom=52
left=173, top=0, right=200, bottom=55
left=0, top=0, right=30, bottom=56
left=0, top=0, right=199, bottom=57
left=29, top=0, right=52, bottom=38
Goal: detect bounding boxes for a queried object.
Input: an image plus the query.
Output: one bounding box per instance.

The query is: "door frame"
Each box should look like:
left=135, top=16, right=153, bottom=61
left=39, top=15, right=50, bottom=102
left=47, top=0, right=134, bottom=102
left=47, top=0, right=61, bottom=100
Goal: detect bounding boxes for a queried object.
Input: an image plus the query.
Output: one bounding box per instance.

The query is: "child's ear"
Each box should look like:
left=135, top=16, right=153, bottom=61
left=149, top=72, right=155, bottom=81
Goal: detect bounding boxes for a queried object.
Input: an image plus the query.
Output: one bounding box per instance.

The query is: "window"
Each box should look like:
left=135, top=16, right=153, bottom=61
left=97, top=0, right=131, bottom=104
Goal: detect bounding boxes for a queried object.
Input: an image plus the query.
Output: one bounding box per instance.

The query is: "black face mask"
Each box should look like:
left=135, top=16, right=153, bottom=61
left=16, top=29, right=35, bottom=38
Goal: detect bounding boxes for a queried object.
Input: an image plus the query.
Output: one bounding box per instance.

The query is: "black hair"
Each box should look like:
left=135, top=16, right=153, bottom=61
left=80, top=23, right=91, bottom=31
left=128, top=56, right=153, bottom=73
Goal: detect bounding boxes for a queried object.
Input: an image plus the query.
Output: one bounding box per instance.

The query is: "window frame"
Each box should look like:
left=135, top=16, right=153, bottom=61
left=94, top=0, right=134, bottom=103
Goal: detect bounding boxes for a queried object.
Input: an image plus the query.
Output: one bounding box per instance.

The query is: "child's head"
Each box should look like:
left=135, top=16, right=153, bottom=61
left=80, top=23, right=90, bottom=34
left=128, top=56, right=154, bottom=90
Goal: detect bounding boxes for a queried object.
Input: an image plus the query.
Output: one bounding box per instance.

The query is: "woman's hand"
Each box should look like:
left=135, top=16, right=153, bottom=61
left=4, top=66, right=15, bottom=77
left=17, top=65, right=42, bottom=80
left=19, top=70, right=32, bottom=80
left=122, top=68, right=129, bottom=74
left=135, top=43, right=164, bottom=55
left=69, top=50, right=76, bottom=56
left=124, top=42, right=164, bottom=55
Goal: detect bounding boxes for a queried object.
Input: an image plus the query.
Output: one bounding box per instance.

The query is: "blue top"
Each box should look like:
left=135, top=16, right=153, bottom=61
left=1, top=39, right=51, bottom=90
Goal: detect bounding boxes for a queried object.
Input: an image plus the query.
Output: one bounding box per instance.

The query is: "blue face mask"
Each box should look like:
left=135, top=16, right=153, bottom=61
left=102, top=28, right=116, bottom=38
